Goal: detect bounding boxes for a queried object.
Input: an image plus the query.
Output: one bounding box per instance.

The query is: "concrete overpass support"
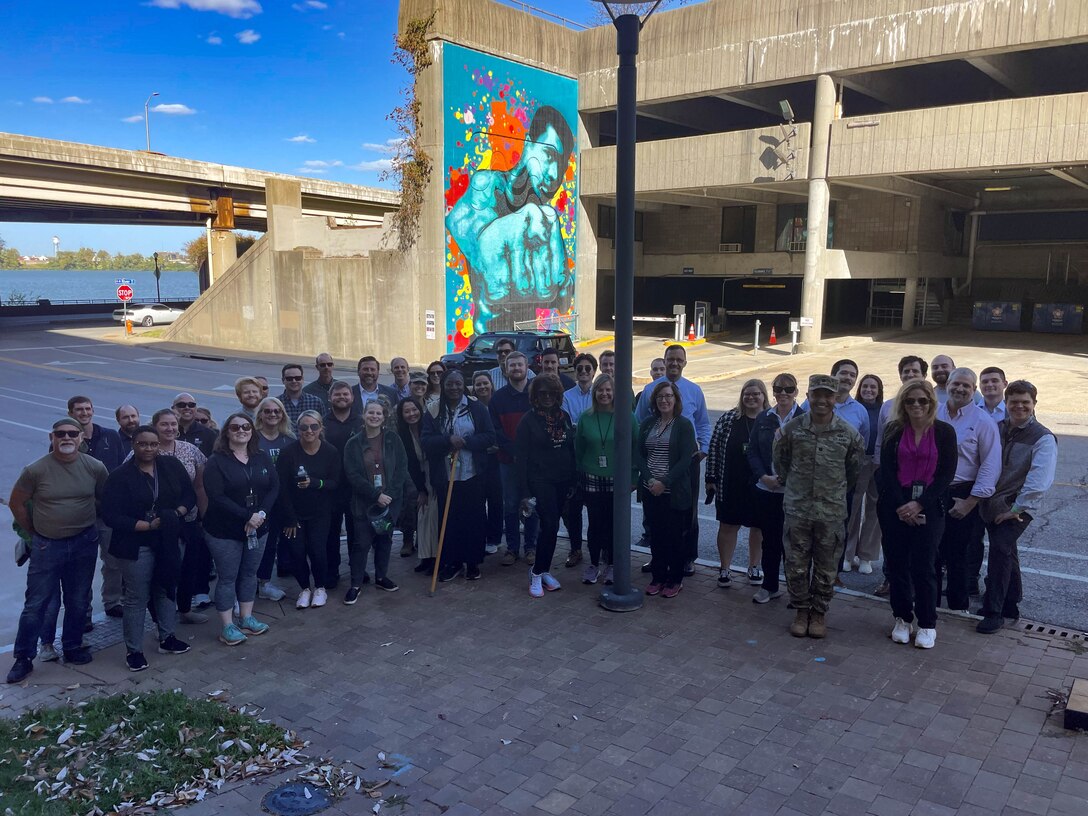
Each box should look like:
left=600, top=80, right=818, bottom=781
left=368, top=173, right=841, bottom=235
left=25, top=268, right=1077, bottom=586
left=799, top=74, right=835, bottom=350
left=209, top=192, right=237, bottom=286
left=901, top=277, right=919, bottom=331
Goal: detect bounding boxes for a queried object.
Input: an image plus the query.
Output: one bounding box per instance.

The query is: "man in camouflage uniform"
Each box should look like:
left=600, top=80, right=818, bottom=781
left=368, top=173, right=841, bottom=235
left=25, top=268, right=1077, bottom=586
left=773, top=374, right=863, bottom=639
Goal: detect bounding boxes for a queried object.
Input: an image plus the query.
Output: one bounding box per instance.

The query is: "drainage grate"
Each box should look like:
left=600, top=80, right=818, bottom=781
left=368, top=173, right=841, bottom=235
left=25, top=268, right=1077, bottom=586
left=262, top=783, right=331, bottom=815
left=1021, top=621, right=1087, bottom=641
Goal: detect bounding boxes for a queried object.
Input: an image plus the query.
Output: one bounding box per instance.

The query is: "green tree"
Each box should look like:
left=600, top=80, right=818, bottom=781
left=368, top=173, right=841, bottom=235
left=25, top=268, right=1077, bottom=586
left=183, top=233, right=258, bottom=271
left=0, top=246, right=22, bottom=269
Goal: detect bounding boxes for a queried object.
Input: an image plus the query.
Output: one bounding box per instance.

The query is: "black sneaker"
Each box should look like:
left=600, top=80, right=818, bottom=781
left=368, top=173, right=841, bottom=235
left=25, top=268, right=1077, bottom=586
left=158, top=636, right=191, bottom=655
left=6, top=657, right=33, bottom=684
left=640, top=561, right=653, bottom=574
left=683, top=561, right=696, bottom=577
left=344, top=587, right=361, bottom=605
left=106, top=605, right=124, bottom=618
left=361, top=572, right=371, bottom=585
left=465, top=564, right=481, bottom=581
left=438, top=565, right=461, bottom=583
left=375, top=577, right=399, bottom=592
left=64, top=647, right=93, bottom=665
left=126, top=652, right=149, bottom=672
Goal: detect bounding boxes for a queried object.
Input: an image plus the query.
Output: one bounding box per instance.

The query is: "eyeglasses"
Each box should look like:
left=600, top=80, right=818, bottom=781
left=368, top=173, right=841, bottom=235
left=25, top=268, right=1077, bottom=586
left=261, top=408, right=282, bottom=414
left=575, top=365, right=594, bottom=372
left=173, top=401, right=197, bottom=409
left=283, top=376, right=303, bottom=382
left=227, top=423, right=253, bottom=432
left=52, top=430, right=81, bottom=438
left=298, top=423, right=320, bottom=432
left=742, top=392, right=764, bottom=399
left=428, top=370, right=443, bottom=377
left=135, top=440, right=160, bottom=448
left=194, top=417, right=210, bottom=424
left=903, top=398, right=930, bottom=407
left=772, top=385, right=797, bottom=394
left=317, top=362, right=335, bottom=368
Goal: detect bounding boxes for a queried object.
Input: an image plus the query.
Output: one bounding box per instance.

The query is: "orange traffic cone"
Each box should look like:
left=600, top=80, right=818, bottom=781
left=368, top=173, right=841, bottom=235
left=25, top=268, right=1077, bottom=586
left=769, top=325, right=777, bottom=345
left=687, top=323, right=695, bottom=341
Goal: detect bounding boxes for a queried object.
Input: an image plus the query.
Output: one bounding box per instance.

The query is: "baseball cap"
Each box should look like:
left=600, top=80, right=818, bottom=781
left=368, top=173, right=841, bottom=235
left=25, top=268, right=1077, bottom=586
left=53, top=417, right=82, bottom=432
left=808, top=374, right=838, bottom=393
left=409, top=370, right=428, bottom=384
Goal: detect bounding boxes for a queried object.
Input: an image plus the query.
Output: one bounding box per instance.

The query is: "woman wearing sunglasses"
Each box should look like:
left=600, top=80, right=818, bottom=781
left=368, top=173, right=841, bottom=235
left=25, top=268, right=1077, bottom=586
left=202, top=413, right=280, bottom=646
left=253, top=397, right=294, bottom=602
left=424, top=361, right=446, bottom=413
left=276, top=410, right=341, bottom=610
left=746, top=373, right=805, bottom=604
left=877, top=380, right=957, bottom=649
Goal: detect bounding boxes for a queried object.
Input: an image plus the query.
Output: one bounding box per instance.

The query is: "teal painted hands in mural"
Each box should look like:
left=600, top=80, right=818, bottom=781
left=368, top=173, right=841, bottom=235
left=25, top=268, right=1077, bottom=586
left=446, top=105, right=576, bottom=333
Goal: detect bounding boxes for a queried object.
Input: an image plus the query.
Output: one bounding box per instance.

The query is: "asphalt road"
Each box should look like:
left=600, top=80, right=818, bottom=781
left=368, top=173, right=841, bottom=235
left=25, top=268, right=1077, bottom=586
left=1, top=322, right=1086, bottom=652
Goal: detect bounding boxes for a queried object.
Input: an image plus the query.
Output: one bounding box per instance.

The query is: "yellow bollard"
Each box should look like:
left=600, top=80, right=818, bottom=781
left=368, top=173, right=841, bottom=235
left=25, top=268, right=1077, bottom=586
left=125, top=319, right=133, bottom=336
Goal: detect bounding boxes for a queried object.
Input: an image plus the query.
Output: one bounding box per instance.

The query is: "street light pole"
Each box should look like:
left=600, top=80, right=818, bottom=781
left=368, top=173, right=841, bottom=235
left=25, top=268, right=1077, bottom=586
left=144, top=92, right=159, bottom=152
left=598, top=1, right=660, bottom=613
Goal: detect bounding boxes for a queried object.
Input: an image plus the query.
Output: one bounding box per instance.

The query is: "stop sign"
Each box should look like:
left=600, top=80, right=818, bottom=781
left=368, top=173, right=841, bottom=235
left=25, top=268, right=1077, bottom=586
left=117, top=285, right=134, bottom=302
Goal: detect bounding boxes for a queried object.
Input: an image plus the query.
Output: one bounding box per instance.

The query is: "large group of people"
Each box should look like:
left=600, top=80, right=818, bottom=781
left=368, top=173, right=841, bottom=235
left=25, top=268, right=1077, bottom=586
left=6, top=346, right=1056, bottom=683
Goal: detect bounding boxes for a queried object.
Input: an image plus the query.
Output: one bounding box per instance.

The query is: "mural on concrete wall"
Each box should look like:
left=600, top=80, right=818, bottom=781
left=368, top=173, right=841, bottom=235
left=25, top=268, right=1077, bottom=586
left=443, top=43, right=578, bottom=351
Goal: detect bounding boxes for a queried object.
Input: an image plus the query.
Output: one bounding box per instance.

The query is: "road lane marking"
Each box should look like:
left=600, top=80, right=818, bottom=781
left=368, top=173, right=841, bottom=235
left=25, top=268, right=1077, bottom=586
left=135, top=356, right=174, bottom=362
left=0, top=416, right=52, bottom=433
left=0, top=355, right=228, bottom=399
left=46, top=360, right=108, bottom=365
left=1020, top=546, right=1088, bottom=562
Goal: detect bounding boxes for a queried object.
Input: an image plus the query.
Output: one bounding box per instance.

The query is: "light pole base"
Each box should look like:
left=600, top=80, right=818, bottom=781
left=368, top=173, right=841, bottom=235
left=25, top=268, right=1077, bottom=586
left=598, top=587, right=644, bottom=612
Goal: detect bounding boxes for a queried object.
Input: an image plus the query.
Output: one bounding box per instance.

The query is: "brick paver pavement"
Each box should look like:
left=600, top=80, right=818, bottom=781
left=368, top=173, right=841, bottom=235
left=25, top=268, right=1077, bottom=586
left=4, top=551, right=1088, bottom=816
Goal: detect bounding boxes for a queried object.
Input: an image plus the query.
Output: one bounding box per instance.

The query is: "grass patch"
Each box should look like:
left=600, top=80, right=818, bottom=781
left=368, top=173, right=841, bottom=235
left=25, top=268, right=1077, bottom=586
left=0, top=689, right=304, bottom=815
left=137, top=328, right=167, bottom=338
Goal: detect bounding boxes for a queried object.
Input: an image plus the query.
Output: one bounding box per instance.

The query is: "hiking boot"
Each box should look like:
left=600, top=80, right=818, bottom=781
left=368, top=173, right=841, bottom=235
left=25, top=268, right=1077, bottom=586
left=873, top=580, right=891, bottom=597
left=501, top=551, right=517, bottom=566
left=807, top=612, right=827, bottom=639
left=564, top=549, right=583, bottom=568
left=789, top=610, right=809, bottom=638
left=524, top=549, right=537, bottom=565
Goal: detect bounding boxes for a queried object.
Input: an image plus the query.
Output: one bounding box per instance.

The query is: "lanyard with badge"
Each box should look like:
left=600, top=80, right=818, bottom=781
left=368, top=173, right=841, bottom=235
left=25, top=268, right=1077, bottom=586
left=595, top=413, right=613, bottom=469
left=144, top=461, right=161, bottom=522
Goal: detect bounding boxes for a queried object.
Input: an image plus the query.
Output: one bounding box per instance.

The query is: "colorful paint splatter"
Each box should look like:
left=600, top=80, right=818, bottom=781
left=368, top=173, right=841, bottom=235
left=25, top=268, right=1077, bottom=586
left=443, top=43, right=578, bottom=352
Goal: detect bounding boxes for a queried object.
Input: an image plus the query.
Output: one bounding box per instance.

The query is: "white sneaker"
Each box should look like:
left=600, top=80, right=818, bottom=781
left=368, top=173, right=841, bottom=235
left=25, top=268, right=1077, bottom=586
left=485, top=543, right=499, bottom=555
left=891, top=617, right=912, bottom=644
left=259, top=581, right=286, bottom=601
left=296, top=589, right=312, bottom=609
left=529, top=571, right=544, bottom=598
left=541, top=572, right=561, bottom=592
left=311, top=588, right=328, bottom=608
left=858, top=561, right=873, bottom=575
left=915, top=628, right=936, bottom=649
left=38, top=643, right=59, bottom=662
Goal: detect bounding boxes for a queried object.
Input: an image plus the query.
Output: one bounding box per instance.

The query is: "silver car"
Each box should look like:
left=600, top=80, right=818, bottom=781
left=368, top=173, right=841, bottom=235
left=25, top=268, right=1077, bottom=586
left=112, top=303, right=185, bottom=327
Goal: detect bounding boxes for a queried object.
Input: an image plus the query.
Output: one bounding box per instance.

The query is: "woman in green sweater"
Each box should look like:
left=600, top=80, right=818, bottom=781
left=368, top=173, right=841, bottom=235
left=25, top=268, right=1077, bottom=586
left=574, top=375, right=636, bottom=586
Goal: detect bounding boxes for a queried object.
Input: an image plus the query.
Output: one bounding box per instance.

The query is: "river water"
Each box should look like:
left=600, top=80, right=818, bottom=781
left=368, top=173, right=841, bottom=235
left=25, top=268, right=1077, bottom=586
left=0, top=269, right=200, bottom=303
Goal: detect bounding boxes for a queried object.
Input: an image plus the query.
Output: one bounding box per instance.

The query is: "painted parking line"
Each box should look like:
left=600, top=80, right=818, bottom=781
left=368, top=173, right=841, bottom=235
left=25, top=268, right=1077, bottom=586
left=0, top=355, right=226, bottom=398
left=0, top=416, right=52, bottom=433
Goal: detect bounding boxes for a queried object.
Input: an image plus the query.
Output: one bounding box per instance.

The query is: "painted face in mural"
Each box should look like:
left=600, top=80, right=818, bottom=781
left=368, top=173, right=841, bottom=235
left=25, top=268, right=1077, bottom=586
left=444, top=46, right=578, bottom=349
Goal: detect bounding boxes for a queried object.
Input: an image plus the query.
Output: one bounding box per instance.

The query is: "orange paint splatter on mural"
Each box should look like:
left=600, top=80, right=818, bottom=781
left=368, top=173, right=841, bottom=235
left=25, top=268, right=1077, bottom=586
left=487, top=101, right=527, bottom=172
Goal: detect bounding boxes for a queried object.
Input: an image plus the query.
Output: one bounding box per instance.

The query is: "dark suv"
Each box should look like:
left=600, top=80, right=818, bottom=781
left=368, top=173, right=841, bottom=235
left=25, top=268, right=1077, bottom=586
left=441, top=331, right=578, bottom=381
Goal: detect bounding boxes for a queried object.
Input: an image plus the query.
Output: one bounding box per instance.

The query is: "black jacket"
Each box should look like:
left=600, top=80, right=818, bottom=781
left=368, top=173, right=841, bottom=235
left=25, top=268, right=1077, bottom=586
left=877, top=420, right=958, bottom=516
left=202, top=450, right=280, bottom=540
left=275, top=440, right=341, bottom=525
left=514, top=409, right=576, bottom=497
left=421, top=399, right=496, bottom=489
left=102, top=456, right=196, bottom=561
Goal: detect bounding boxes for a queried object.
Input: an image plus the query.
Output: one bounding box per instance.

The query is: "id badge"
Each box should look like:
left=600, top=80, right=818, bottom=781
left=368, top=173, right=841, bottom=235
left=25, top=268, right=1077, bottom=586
left=598, top=455, right=608, bottom=468
left=245, top=490, right=257, bottom=510
left=910, top=482, right=924, bottom=501
left=742, top=442, right=749, bottom=454
left=374, top=474, right=383, bottom=489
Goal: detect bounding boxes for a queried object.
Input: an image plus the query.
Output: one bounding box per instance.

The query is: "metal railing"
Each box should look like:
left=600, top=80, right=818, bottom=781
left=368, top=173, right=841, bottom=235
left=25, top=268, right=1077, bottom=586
left=513, top=312, right=579, bottom=335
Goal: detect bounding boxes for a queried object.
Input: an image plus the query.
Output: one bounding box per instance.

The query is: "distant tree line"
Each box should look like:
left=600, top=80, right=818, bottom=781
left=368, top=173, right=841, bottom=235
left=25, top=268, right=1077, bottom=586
left=0, top=231, right=259, bottom=271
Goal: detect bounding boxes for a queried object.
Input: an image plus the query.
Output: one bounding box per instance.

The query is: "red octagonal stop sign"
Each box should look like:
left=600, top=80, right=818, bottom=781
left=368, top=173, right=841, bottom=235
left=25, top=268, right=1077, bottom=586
left=117, top=285, right=134, bottom=301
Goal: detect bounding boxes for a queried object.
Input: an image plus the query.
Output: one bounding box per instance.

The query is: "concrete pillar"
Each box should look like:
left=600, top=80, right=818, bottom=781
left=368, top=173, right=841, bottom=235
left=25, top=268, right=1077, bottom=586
left=208, top=229, right=237, bottom=286
left=902, top=277, right=918, bottom=330
left=266, top=178, right=303, bottom=252
left=576, top=110, right=600, bottom=338
left=798, top=74, right=836, bottom=350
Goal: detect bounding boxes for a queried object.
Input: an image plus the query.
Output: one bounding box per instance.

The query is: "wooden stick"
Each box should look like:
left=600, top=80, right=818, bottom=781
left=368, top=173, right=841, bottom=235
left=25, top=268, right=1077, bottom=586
left=429, top=451, right=459, bottom=596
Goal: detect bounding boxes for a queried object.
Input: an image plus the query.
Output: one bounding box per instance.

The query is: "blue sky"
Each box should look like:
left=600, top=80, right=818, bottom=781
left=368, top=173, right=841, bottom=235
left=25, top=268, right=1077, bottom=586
left=0, top=0, right=629, bottom=256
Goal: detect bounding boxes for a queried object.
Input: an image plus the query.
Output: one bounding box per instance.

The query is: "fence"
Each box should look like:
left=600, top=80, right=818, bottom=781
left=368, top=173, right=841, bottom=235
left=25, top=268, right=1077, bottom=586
left=513, top=312, right=579, bottom=336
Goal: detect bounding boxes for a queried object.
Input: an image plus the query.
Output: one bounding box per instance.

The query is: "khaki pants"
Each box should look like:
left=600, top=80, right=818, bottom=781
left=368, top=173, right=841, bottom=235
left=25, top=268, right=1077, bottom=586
left=784, top=515, right=843, bottom=614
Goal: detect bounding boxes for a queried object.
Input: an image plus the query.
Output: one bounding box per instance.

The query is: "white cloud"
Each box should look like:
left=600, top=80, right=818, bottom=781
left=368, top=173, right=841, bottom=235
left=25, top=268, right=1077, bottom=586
left=361, top=138, right=404, bottom=155
left=235, top=29, right=261, bottom=44
left=152, top=103, right=197, bottom=115
left=123, top=114, right=144, bottom=123
left=206, top=33, right=223, bottom=44
left=60, top=96, right=90, bottom=104
left=148, top=0, right=262, bottom=19
left=292, top=0, right=327, bottom=10
left=295, top=167, right=327, bottom=175
left=337, top=32, right=345, bottom=39
left=350, top=159, right=393, bottom=173
left=301, top=160, right=342, bottom=169
left=33, top=96, right=53, bottom=104
left=286, top=134, right=316, bottom=143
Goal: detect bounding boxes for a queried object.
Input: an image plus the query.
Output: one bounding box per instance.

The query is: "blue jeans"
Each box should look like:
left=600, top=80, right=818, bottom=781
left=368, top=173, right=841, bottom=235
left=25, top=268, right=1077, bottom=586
left=119, top=546, right=177, bottom=653
left=500, top=462, right=537, bottom=555
left=14, top=526, right=99, bottom=660
left=205, top=533, right=266, bottom=613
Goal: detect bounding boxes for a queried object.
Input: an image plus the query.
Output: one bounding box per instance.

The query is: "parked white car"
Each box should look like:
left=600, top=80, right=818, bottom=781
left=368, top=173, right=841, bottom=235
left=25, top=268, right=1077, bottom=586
left=112, top=303, right=185, bottom=326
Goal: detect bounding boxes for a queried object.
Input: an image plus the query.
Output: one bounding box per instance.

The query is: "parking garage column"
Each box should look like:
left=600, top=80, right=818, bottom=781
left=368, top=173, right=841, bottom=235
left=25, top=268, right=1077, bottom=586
left=901, top=277, right=919, bottom=331
left=798, top=74, right=835, bottom=350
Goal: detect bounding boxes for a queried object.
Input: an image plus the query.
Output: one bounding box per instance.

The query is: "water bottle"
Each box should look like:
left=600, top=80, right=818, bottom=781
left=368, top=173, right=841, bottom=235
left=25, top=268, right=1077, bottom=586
left=246, top=529, right=258, bottom=550
left=521, top=497, right=537, bottom=520
left=296, top=465, right=308, bottom=487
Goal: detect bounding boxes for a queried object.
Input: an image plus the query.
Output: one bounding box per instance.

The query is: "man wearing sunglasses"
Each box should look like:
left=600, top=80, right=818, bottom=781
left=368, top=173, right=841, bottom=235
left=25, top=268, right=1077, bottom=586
left=303, top=353, right=337, bottom=407
left=559, top=353, right=598, bottom=568
left=173, top=393, right=217, bottom=458
left=8, top=418, right=109, bottom=683
left=279, top=363, right=327, bottom=433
